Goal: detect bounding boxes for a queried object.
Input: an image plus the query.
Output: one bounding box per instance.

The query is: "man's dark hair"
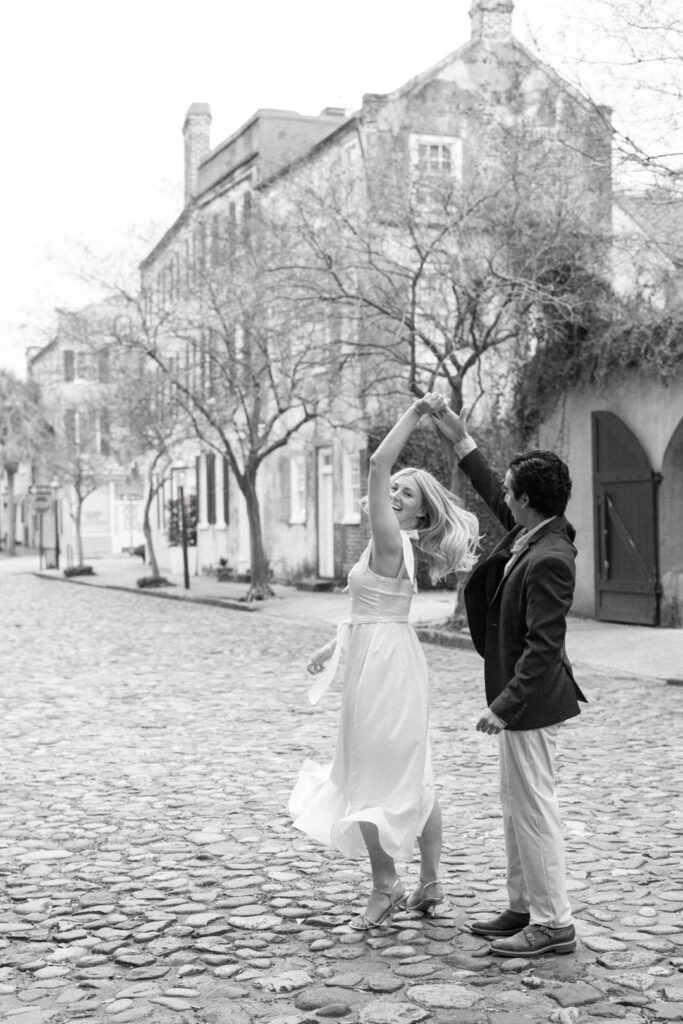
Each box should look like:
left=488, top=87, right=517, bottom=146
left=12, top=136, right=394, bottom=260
left=508, top=450, right=572, bottom=518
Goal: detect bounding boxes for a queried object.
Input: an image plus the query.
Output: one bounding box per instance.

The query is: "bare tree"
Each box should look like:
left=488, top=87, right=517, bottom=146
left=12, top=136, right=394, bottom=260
left=0, top=371, right=51, bottom=556
left=51, top=442, right=109, bottom=569
left=525, top=0, right=683, bottom=194
left=127, top=204, right=351, bottom=600
left=30, top=302, right=127, bottom=572
left=281, top=124, right=612, bottom=483
left=108, top=342, right=190, bottom=582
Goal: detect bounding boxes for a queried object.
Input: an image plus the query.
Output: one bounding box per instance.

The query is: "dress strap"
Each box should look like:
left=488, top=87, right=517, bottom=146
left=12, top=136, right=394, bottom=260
left=401, top=530, right=418, bottom=593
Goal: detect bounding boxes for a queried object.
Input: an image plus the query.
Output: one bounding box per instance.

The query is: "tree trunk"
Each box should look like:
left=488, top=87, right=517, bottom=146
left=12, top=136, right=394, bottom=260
left=6, top=466, right=17, bottom=557
left=143, top=483, right=161, bottom=578
left=242, top=469, right=274, bottom=601
left=74, top=499, right=85, bottom=566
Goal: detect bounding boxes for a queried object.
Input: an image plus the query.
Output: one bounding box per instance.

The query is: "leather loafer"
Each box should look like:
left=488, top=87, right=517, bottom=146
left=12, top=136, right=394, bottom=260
left=469, top=909, right=530, bottom=937
left=490, top=923, right=576, bottom=957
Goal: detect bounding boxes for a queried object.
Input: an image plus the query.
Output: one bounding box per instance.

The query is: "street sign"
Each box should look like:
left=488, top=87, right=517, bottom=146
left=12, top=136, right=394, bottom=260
left=33, top=494, right=51, bottom=514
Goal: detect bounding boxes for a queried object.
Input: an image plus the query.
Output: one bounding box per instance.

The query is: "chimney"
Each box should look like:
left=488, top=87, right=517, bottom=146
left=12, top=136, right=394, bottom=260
left=183, top=103, right=211, bottom=204
left=469, top=0, right=514, bottom=44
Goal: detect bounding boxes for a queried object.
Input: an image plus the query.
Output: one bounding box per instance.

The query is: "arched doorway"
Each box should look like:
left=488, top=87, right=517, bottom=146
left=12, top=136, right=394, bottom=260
left=660, top=418, right=683, bottom=627
left=592, top=411, right=661, bottom=625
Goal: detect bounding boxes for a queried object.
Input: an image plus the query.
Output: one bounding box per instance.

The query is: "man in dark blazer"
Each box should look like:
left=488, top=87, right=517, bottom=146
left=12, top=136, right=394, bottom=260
left=432, top=401, right=586, bottom=958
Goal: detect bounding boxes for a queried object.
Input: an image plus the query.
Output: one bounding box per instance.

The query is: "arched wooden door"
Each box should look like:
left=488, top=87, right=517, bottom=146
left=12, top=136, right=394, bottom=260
left=592, top=411, right=661, bottom=625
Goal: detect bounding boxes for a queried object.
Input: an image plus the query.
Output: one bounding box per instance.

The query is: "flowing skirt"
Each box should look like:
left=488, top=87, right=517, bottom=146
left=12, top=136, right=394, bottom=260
left=290, top=621, right=435, bottom=861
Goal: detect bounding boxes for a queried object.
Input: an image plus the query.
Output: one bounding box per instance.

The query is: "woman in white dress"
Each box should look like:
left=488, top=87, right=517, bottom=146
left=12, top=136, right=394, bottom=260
left=290, top=395, right=479, bottom=929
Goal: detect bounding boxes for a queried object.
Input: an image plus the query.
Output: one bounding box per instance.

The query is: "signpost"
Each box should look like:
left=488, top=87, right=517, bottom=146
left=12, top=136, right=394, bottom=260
left=30, top=485, right=56, bottom=568
left=33, top=493, right=51, bottom=514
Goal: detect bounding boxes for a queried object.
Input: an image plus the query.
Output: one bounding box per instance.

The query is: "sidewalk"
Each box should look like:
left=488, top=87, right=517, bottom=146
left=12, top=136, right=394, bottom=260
left=12, top=551, right=683, bottom=684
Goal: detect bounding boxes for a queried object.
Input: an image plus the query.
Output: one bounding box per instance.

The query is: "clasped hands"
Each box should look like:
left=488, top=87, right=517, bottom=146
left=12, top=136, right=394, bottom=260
left=413, top=394, right=470, bottom=444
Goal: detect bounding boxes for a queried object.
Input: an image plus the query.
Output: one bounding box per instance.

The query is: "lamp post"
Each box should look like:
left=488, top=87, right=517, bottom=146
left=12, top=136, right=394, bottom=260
left=171, top=466, right=190, bottom=591
left=50, top=478, right=60, bottom=570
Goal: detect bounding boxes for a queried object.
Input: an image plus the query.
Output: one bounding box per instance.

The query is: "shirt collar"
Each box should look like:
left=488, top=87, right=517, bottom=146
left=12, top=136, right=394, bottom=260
left=512, top=516, right=557, bottom=552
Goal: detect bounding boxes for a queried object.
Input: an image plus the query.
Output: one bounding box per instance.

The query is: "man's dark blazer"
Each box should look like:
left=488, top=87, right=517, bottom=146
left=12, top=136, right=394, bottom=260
left=460, top=447, right=587, bottom=730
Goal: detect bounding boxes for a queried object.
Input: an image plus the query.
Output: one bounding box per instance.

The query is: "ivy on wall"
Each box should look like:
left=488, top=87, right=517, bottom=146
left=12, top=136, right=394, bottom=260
left=513, top=291, right=683, bottom=440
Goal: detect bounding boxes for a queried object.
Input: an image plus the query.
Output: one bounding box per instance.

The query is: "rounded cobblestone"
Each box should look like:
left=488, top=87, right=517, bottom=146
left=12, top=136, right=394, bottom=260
left=0, top=569, right=681, bottom=1023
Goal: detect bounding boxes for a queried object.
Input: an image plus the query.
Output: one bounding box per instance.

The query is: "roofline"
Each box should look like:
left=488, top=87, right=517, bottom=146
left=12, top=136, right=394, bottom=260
left=139, top=204, right=194, bottom=273
left=258, top=112, right=360, bottom=191
left=388, top=34, right=606, bottom=118
left=258, top=36, right=609, bottom=192
left=613, top=193, right=683, bottom=269
left=200, top=106, right=343, bottom=169
left=28, top=337, right=59, bottom=368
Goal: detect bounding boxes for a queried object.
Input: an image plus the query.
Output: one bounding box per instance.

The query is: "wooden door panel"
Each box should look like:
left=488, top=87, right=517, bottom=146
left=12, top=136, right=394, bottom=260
left=592, top=412, right=661, bottom=626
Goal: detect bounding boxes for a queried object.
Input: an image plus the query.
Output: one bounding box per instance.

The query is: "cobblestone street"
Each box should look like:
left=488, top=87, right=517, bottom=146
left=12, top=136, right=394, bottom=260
left=1, top=569, right=682, bottom=1024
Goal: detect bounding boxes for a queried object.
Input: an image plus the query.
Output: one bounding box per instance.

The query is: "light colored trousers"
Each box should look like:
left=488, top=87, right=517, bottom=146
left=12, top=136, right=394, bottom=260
left=499, top=724, right=573, bottom=928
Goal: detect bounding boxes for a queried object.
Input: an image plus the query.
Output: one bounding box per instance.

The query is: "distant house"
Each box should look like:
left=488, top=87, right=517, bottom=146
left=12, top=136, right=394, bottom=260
left=28, top=300, right=145, bottom=563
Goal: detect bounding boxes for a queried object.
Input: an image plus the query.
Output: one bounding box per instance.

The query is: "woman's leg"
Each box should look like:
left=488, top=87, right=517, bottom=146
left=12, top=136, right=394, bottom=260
left=416, top=796, right=442, bottom=883
left=406, top=797, right=445, bottom=911
left=357, top=822, right=403, bottom=921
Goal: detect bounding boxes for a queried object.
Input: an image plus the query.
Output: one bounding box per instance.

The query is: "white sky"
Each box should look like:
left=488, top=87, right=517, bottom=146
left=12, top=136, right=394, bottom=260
left=0, top=0, right=676, bottom=377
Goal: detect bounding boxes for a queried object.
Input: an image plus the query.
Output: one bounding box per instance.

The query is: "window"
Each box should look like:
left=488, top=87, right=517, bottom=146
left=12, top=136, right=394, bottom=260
left=419, top=143, right=452, bottom=173
left=289, top=455, right=307, bottom=524
left=211, top=214, right=222, bottom=265
left=65, top=408, right=76, bottom=450
left=410, top=134, right=462, bottom=180
left=63, top=350, right=74, bottom=382
left=342, top=450, right=361, bottom=523
left=98, top=349, right=109, bottom=384
left=227, top=202, right=237, bottom=254
left=76, top=351, right=91, bottom=380
left=99, top=410, right=111, bottom=456
left=185, top=237, right=193, bottom=288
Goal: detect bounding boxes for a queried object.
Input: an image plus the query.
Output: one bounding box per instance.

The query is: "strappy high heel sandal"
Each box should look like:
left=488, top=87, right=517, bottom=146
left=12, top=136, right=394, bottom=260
left=406, top=879, right=444, bottom=915
left=349, top=878, right=406, bottom=931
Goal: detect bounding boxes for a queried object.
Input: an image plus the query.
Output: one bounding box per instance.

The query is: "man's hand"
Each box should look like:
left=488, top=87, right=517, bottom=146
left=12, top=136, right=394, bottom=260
left=476, top=708, right=507, bottom=734
left=429, top=400, right=471, bottom=444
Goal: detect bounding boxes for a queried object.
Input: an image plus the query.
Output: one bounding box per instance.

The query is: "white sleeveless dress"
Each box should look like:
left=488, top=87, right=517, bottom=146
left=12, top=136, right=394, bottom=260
left=289, top=534, right=435, bottom=862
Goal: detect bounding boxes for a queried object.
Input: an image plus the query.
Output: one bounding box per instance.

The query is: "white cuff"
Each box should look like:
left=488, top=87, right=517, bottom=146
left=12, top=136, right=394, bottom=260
left=454, top=436, right=477, bottom=461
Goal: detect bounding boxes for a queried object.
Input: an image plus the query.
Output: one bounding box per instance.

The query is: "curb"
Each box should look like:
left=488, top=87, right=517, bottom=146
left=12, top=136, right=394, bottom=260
left=414, top=626, right=475, bottom=651
left=29, top=573, right=683, bottom=681
left=32, top=572, right=261, bottom=613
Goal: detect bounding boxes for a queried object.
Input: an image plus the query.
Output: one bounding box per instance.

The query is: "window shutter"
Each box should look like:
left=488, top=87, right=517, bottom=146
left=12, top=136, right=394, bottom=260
left=222, top=457, right=230, bottom=524
left=100, top=410, right=111, bottom=455
left=206, top=453, right=216, bottom=525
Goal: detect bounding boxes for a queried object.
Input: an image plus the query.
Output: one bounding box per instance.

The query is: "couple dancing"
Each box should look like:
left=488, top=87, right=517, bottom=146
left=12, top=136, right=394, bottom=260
left=290, top=394, right=586, bottom=959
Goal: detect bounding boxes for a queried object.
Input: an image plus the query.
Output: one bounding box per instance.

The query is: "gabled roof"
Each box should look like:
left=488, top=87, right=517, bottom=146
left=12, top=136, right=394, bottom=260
left=259, top=30, right=608, bottom=193
left=384, top=31, right=606, bottom=119
left=616, top=190, right=683, bottom=268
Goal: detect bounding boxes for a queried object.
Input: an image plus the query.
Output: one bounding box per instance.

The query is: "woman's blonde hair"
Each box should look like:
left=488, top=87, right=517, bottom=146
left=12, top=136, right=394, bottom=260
left=391, top=467, right=479, bottom=582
